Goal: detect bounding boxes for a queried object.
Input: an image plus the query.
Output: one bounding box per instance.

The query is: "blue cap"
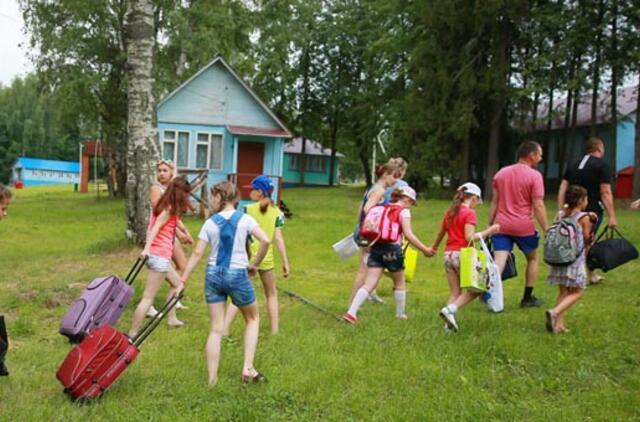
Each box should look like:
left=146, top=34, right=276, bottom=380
left=245, top=175, right=274, bottom=197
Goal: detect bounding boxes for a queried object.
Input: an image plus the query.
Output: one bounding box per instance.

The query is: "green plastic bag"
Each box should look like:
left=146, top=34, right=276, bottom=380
left=460, top=242, right=488, bottom=292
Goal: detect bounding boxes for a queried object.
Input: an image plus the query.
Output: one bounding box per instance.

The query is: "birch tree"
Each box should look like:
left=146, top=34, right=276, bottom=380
left=125, top=0, right=159, bottom=243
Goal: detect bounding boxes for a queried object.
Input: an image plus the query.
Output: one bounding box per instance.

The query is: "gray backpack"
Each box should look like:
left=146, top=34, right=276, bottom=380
left=543, top=214, right=583, bottom=266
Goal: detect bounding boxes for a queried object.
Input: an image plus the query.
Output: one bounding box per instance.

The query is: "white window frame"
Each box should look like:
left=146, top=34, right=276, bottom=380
left=194, top=132, right=224, bottom=171
left=162, top=130, right=190, bottom=167
left=195, top=132, right=211, bottom=169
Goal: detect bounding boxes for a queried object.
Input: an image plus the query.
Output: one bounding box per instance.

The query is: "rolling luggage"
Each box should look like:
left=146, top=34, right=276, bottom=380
left=59, top=257, right=147, bottom=342
left=56, top=292, right=182, bottom=401
left=587, top=227, right=638, bottom=272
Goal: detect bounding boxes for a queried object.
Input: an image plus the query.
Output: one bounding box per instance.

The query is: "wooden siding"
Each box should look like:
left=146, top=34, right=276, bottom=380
left=158, top=61, right=280, bottom=130
left=282, top=153, right=340, bottom=186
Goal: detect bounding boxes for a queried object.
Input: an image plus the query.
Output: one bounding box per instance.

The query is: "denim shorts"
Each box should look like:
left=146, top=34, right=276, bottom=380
left=492, top=232, right=540, bottom=254
left=146, top=255, right=171, bottom=273
left=367, top=243, right=405, bottom=273
left=204, top=266, right=256, bottom=307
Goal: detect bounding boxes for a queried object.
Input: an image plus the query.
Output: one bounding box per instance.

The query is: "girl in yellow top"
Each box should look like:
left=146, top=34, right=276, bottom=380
left=223, top=175, right=290, bottom=335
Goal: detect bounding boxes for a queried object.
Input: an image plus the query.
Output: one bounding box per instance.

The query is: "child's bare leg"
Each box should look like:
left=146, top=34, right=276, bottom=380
left=446, top=268, right=461, bottom=304
left=165, top=267, right=185, bottom=327
left=349, top=248, right=368, bottom=303
left=452, top=290, right=480, bottom=310
left=222, top=303, right=240, bottom=337
left=260, top=270, right=279, bottom=334
left=238, top=301, right=260, bottom=378
left=130, top=271, right=165, bottom=337
left=205, top=303, right=226, bottom=386
left=553, top=287, right=583, bottom=330
left=172, top=239, right=187, bottom=273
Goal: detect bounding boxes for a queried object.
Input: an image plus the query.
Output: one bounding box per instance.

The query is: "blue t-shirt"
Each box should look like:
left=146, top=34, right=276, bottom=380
left=384, top=180, right=408, bottom=204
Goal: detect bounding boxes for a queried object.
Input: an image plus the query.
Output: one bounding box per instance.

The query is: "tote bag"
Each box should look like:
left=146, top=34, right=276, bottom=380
left=460, top=241, right=487, bottom=293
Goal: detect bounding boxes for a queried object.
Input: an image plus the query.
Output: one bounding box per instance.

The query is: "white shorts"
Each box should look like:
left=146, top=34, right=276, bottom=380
left=146, top=255, right=171, bottom=273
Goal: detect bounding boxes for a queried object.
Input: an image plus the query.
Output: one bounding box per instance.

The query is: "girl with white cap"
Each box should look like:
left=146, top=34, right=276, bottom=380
left=429, top=183, right=500, bottom=332
left=344, top=185, right=432, bottom=323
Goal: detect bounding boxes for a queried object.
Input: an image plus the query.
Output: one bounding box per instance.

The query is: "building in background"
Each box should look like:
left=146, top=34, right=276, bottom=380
left=283, top=137, right=343, bottom=187
left=10, top=157, right=80, bottom=187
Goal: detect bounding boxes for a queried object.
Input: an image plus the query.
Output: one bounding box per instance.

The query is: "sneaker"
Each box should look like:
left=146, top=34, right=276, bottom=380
left=368, top=293, right=386, bottom=304
left=520, top=296, right=544, bottom=308
left=146, top=306, right=159, bottom=318
left=439, top=307, right=458, bottom=332
left=176, top=301, right=189, bottom=310
left=396, top=314, right=408, bottom=320
left=342, top=312, right=358, bottom=324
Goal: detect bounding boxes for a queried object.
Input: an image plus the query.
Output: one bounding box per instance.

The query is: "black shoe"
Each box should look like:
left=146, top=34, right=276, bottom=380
left=520, top=296, right=544, bottom=308
left=0, top=362, right=8, bottom=376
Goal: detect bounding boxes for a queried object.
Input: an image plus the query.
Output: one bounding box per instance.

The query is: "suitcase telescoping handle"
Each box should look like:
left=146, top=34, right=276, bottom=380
left=124, top=256, right=148, bottom=285
left=133, top=290, right=184, bottom=347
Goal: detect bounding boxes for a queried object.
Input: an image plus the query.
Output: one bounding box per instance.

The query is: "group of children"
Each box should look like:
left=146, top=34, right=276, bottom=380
left=343, top=158, right=598, bottom=337
left=131, top=160, right=289, bottom=385
left=0, top=154, right=629, bottom=385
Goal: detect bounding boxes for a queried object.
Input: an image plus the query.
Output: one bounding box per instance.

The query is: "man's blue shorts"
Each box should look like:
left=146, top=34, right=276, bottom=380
left=492, top=232, right=540, bottom=254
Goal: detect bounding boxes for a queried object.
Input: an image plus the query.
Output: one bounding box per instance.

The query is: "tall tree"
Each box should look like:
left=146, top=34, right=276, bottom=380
left=125, top=0, right=159, bottom=243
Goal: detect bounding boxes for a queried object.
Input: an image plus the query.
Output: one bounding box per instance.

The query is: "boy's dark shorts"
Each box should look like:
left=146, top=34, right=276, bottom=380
left=367, top=243, right=405, bottom=273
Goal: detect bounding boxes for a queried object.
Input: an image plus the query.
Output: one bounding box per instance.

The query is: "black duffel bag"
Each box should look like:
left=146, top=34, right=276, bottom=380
left=587, top=227, right=639, bottom=272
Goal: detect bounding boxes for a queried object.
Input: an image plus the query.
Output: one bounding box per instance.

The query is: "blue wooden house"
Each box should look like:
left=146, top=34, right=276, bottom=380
left=157, top=57, right=292, bottom=201
left=283, top=137, right=344, bottom=186
left=10, top=157, right=80, bottom=187
left=530, top=85, right=637, bottom=190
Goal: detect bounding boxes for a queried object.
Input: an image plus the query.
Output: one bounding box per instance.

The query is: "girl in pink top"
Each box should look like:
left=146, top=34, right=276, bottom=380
left=429, top=183, right=499, bottom=332
left=129, top=177, right=193, bottom=337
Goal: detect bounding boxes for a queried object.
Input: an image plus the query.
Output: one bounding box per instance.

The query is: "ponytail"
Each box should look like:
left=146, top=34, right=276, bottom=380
left=445, top=191, right=465, bottom=227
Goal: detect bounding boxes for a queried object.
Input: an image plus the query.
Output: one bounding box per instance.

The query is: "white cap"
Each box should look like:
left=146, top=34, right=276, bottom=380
left=399, top=185, right=417, bottom=203
left=458, top=182, right=482, bottom=203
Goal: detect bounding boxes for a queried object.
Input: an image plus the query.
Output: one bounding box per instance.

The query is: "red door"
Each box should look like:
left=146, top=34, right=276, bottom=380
left=237, top=142, right=264, bottom=199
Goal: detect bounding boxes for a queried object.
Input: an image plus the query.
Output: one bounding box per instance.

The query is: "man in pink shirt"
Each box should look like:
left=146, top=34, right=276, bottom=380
left=489, top=141, right=549, bottom=308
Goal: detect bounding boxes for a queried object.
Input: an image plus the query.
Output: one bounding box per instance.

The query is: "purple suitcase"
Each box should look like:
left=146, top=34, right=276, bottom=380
left=59, top=258, right=146, bottom=342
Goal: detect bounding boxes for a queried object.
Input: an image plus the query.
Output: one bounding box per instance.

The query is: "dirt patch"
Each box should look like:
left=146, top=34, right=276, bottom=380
left=43, top=297, right=62, bottom=309
left=67, top=282, right=87, bottom=290
left=18, top=289, right=39, bottom=302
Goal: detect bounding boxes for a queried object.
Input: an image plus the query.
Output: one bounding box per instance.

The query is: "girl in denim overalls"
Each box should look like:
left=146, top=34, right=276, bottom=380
left=181, top=182, right=270, bottom=386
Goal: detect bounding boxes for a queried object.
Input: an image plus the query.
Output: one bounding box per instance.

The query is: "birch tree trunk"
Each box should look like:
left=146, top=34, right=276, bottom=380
left=125, top=0, right=159, bottom=244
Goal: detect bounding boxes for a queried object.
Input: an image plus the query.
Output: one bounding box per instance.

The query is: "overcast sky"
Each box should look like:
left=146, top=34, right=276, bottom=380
left=0, top=0, right=32, bottom=86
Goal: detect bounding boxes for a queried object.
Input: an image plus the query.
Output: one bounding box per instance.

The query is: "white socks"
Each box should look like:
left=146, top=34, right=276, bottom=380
left=394, top=290, right=406, bottom=317
left=446, top=304, right=458, bottom=314
left=348, top=288, right=370, bottom=317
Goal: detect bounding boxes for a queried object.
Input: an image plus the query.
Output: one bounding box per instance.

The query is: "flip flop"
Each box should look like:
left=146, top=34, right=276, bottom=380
left=545, top=310, right=556, bottom=333
left=242, top=370, right=267, bottom=384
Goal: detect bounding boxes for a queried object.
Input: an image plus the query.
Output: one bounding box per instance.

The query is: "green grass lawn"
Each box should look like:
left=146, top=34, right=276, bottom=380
left=1, top=185, right=639, bottom=420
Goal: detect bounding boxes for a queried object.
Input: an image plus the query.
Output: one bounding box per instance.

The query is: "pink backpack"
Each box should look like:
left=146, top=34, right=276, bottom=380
left=359, top=205, right=404, bottom=244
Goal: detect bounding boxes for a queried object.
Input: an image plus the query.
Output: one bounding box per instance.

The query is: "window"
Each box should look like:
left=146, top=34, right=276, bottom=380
left=289, top=155, right=324, bottom=172
left=307, top=156, right=324, bottom=172
left=162, top=130, right=190, bottom=166
left=210, top=134, right=223, bottom=170
left=289, top=155, right=300, bottom=171
left=177, top=132, right=189, bottom=167
left=195, top=132, right=224, bottom=170
left=162, top=131, right=175, bottom=162
left=196, top=133, right=210, bottom=168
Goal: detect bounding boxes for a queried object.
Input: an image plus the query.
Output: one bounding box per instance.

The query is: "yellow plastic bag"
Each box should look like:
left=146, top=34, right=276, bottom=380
left=459, top=242, right=487, bottom=292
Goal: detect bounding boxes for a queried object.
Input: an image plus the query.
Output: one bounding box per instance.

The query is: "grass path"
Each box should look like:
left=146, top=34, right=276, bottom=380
left=0, top=185, right=639, bottom=420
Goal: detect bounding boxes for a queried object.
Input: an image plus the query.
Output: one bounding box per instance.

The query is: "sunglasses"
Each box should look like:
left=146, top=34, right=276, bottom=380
left=157, top=159, right=175, bottom=168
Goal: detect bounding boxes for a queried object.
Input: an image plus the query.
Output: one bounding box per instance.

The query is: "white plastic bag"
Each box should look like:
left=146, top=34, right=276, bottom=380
left=332, top=234, right=359, bottom=261
left=479, top=237, right=504, bottom=313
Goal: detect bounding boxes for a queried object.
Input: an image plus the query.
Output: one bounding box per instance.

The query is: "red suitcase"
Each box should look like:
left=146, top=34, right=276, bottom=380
left=56, top=292, right=182, bottom=401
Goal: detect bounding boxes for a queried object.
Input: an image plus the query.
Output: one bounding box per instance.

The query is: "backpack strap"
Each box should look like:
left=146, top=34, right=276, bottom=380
left=212, top=211, right=244, bottom=268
